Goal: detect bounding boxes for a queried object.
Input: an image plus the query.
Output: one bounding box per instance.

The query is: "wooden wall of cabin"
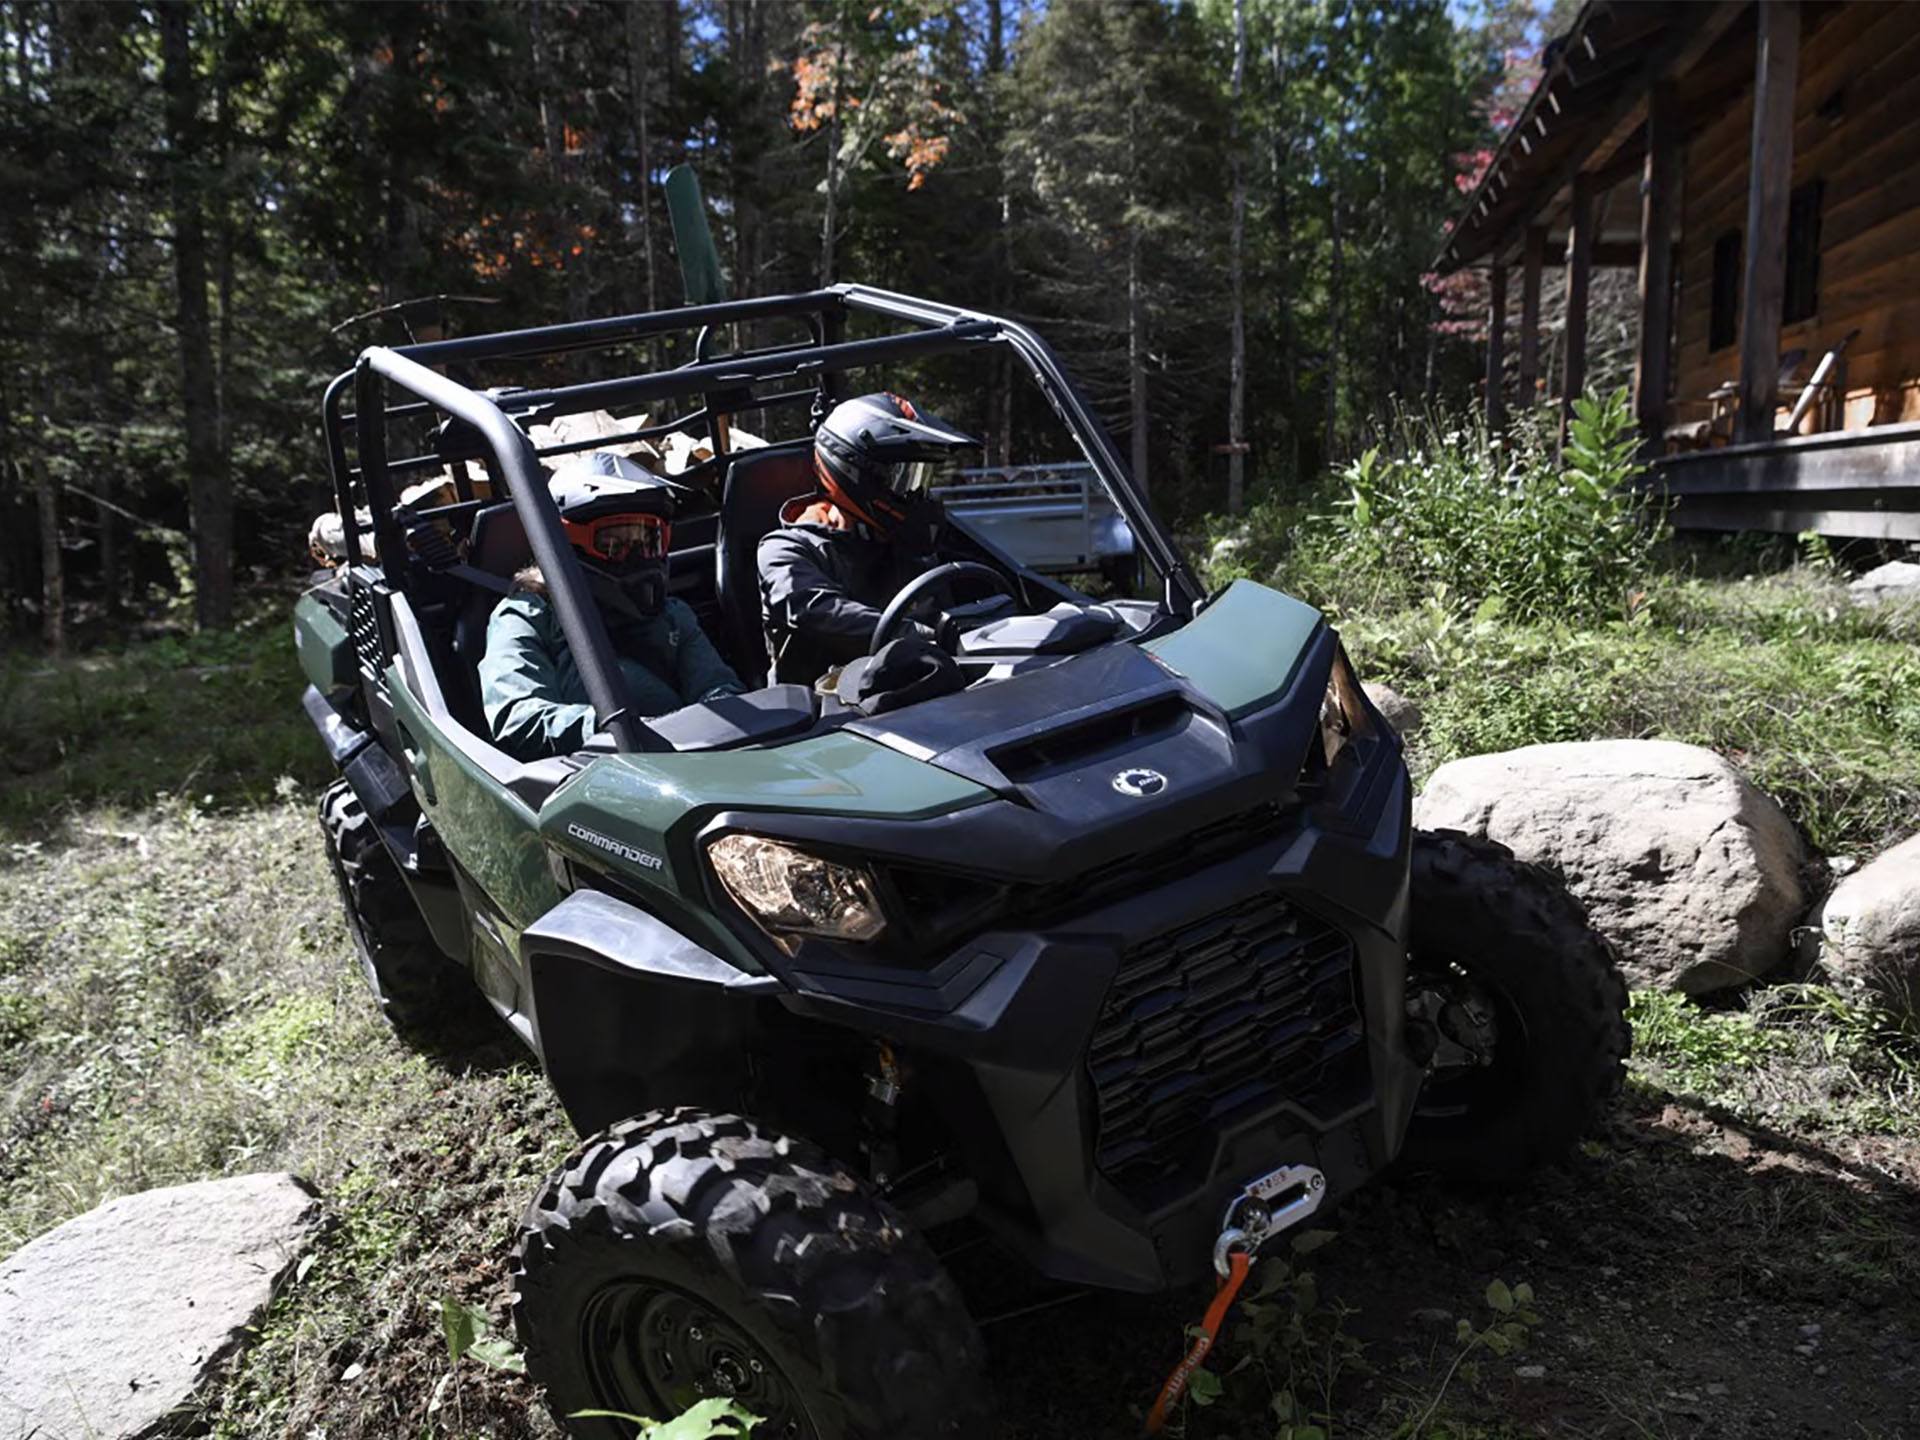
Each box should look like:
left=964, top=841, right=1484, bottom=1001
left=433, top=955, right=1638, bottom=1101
left=1672, top=1, right=1920, bottom=433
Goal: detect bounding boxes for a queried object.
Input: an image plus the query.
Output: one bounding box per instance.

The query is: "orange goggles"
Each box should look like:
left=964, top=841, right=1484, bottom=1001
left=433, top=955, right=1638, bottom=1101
left=562, top=511, right=671, bottom=564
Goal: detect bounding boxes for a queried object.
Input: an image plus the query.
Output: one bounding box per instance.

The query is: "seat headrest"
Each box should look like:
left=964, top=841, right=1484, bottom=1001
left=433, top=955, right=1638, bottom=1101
left=469, top=503, right=531, bottom=580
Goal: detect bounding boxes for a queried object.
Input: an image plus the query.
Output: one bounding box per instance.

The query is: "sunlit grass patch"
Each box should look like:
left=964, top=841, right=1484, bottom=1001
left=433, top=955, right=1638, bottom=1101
left=1629, top=987, right=1920, bottom=1139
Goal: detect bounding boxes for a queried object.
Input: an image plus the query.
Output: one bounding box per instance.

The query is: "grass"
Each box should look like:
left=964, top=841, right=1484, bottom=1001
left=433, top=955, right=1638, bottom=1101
left=1630, top=986, right=1920, bottom=1139
left=4, top=512, right=1919, bottom=1438
left=1207, top=504, right=1920, bottom=857
left=0, top=764, right=568, bottom=1437
left=0, top=598, right=332, bottom=840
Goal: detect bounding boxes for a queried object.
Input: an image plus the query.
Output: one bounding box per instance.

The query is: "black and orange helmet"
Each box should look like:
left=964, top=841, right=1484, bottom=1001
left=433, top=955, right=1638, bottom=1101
left=548, top=452, right=675, bottom=566
left=812, top=392, right=979, bottom=537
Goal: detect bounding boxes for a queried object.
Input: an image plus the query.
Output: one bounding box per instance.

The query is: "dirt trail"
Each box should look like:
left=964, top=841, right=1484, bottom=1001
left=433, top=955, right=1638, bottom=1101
left=984, top=1091, right=1920, bottom=1437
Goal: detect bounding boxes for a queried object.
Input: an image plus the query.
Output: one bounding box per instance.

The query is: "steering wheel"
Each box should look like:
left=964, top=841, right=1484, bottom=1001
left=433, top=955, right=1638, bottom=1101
left=870, top=562, right=1017, bottom=656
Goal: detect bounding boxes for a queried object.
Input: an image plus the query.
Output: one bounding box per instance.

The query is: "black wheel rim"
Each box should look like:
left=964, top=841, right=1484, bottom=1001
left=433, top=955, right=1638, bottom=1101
left=1407, top=955, right=1532, bottom=1123
left=580, top=1280, right=817, bottom=1439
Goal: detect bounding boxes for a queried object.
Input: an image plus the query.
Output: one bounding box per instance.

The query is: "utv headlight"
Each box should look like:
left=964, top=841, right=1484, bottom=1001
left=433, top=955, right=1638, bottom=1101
left=707, top=834, right=887, bottom=945
left=1319, top=648, right=1376, bottom=765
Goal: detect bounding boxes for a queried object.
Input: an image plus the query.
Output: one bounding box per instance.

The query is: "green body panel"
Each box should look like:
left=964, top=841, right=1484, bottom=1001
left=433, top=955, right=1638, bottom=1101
left=387, top=669, right=562, bottom=943
left=1145, top=579, right=1324, bottom=717
left=294, top=591, right=356, bottom=694
left=539, top=730, right=993, bottom=970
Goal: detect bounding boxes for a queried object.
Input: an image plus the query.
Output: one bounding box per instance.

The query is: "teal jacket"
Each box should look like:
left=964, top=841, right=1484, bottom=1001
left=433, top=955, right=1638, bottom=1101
left=479, top=590, right=742, bottom=759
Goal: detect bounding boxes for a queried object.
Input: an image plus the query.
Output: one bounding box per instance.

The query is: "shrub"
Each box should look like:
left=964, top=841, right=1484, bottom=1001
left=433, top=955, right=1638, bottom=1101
left=1331, top=390, right=1664, bottom=624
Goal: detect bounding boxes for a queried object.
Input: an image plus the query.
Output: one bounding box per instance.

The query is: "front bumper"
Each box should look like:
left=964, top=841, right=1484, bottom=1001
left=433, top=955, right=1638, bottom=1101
left=775, top=749, right=1417, bottom=1292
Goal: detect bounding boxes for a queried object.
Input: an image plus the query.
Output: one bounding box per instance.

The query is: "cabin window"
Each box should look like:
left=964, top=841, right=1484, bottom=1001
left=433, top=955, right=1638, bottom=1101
left=1784, top=179, right=1824, bottom=325
left=1709, top=230, right=1741, bottom=352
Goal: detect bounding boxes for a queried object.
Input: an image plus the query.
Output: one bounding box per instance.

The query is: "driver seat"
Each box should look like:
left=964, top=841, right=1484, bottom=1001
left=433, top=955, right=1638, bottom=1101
left=715, top=443, right=814, bottom=685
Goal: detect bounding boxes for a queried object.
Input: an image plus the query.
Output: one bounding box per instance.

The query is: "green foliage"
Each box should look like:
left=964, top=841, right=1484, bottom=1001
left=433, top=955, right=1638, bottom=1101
left=5, top=0, right=1499, bottom=639
left=0, top=617, right=327, bottom=838
left=1631, top=986, right=1920, bottom=1137
left=440, top=1296, right=526, bottom=1375
left=570, top=1400, right=760, bottom=1438
left=1178, top=1230, right=1368, bottom=1435
left=1333, top=391, right=1664, bottom=625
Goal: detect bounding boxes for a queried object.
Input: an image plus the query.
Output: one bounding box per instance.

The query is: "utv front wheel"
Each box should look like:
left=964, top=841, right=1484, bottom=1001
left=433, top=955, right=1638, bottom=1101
left=510, top=1109, right=991, bottom=1440
left=319, top=780, right=489, bottom=1044
left=1400, top=829, right=1630, bottom=1181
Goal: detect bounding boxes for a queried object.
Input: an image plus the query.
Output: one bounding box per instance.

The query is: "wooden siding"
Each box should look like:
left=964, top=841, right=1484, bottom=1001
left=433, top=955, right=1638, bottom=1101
left=1672, top=1, right=1920, bottom=432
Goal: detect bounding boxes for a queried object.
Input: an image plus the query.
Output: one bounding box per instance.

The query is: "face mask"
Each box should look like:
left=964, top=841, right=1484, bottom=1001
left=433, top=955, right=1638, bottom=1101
left=617, top=560, right=668, bottom=617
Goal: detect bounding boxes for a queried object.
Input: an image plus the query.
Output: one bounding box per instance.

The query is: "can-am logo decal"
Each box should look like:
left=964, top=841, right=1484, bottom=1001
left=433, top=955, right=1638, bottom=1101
left=1111, top=767, right=1168, bottom=798
left=566, top=823, right=664, bottom=871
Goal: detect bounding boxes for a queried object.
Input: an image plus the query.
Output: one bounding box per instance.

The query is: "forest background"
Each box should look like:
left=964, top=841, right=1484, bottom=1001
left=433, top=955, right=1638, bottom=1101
left=0, top=0, right=1576, bottom=649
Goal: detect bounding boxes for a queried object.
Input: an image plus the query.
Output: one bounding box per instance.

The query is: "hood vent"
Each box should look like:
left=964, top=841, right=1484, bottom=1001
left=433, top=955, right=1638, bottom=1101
left=987, top=695, right=1189, bottom=785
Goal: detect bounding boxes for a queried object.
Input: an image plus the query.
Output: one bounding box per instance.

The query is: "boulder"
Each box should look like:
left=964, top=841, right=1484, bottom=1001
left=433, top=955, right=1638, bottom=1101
left=1362, top=681, right=1423, bottom=737
left=0, top=1173, right=319, bottom=1440
left=1848, top=559, right=1920, bottom=606
left=1809, top=832, right=1920, bottom=1015
left=1414, top=740, right=1805, bottom=993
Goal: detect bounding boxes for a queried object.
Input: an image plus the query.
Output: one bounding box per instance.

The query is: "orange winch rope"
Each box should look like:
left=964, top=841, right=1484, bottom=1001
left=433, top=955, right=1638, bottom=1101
left=1143, top=1249, right=1251, bottom=1434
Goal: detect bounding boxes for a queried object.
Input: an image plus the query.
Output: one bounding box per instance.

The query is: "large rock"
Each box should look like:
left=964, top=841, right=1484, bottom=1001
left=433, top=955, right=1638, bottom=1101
left=1849, top=559, right=1920, bottom=606
left=1363, top=681, right=1423, bottom=737
left=1810, top=832, right=1920, bottom=1015
left=0, top=1173, right=319, bottom=1440
left=1414, top=740, right=1806, bottom=993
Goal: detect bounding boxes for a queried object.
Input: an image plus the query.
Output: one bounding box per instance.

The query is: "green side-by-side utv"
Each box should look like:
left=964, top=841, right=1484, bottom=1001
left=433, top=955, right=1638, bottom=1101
left=294, top=283, right=1629, bottom=1439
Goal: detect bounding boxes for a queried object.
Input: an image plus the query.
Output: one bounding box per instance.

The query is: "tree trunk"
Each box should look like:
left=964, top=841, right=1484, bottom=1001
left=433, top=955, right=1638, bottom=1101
left=1270, top=41, right=1300, bottom=483
left=1128, top=224, right=1149, bottom=496
left=819, top=38, right=844, bottom=286
left=1126, top=97, right=1148, bottom=496
left=214, top=0, right=234, bottom=474
left=161, top=1, right=231, bottom=630
left=1225, top=0, right=1247, bottom=514
left=33, top=449, right=62, bottom=656
left=530, top=0, right=586, bottom=323
left=625, top=4, right=657, bottom=313
left=987, top=0, right=1011, bottom=468
left=1325, top=182, right=1345, bottom=462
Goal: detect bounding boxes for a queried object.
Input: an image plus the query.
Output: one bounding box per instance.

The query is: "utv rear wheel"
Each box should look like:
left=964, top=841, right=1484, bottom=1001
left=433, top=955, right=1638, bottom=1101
left=510, top=1109, right=992, bottom=1440
left=319, top=780, right=488, bottom=1044
left=1400, top=829, right=1630, bottom=1181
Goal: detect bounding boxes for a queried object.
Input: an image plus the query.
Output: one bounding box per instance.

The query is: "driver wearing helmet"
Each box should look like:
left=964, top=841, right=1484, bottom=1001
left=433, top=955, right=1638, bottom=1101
left=479, top=453, right=741, bottom=759
left=758, top=392, right=980, bottom=683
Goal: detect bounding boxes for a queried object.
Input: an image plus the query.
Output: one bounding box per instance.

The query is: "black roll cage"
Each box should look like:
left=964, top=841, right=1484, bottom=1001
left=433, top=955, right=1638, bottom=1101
left=323, top=282, right=1204, bottom=755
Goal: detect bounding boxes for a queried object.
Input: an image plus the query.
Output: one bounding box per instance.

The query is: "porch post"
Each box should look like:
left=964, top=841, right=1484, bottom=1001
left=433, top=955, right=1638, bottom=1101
left=1561, top=172, right=1595, bottom=443
left=1735, top=0, right=1801, bottom=445
left=1635, top=80, right=1679, bottom=446
left=1517, top=225, right=1544, bottom=407
left=1486, top=258, right=1508, bottom=431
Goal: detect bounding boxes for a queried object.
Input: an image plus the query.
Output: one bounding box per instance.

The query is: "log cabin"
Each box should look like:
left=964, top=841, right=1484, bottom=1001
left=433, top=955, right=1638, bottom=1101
left=1438, top=0, right=1920, bottom=542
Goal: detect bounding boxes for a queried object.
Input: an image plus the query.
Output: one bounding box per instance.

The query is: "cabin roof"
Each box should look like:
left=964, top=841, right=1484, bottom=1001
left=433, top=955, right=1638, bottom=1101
left=1436, top=1, right=1760, bottom=273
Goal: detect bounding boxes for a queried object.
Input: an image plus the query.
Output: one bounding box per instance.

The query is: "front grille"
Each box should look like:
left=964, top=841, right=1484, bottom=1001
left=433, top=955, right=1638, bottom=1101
left=1086, top=891, right=1364, bottom=1203
left=1018, top=803, right=1290, bottom=926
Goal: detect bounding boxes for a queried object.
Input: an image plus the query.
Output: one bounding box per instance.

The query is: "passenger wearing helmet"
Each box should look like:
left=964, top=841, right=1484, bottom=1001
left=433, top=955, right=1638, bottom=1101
left=757, top=392, right=979, bottom=683
left=479, top=453, right=742, bottom=759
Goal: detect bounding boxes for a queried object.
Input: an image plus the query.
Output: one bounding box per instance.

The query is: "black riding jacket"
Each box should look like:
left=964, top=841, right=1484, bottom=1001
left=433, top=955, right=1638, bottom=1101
left=756, top=508, right=931, bottom=683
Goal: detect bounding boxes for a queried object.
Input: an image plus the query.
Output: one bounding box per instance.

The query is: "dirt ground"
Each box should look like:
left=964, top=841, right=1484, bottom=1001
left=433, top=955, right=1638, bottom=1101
left=980, top=1092, right=1920, bottom=1438
left=5, top=796, right=1917, bottom=1439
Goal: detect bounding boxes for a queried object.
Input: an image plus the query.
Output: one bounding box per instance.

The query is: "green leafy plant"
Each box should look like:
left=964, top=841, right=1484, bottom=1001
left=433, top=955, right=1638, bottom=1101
left=1332, top=391, right=1664, bottom=626
left=1400, top=1278, right=1539, bottom=1438
left=1184, top=1229, right=1364, bottom=1436
left=570, top=1398, right=760, bottom=1438
left=439, top=1296, right=526, bottom=1375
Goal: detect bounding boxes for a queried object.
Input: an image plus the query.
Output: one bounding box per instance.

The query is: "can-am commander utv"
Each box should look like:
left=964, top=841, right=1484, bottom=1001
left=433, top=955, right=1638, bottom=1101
left=294, top=284, right=1628, bottom=1439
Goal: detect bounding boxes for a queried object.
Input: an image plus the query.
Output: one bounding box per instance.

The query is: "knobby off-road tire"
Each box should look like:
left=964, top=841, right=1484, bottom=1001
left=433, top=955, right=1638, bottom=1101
left=319, top=779, right=489, bottom=1044
left=1400, top=829, right=1631, bottom=1182
left=510, top=1109, right=992, bottom=1440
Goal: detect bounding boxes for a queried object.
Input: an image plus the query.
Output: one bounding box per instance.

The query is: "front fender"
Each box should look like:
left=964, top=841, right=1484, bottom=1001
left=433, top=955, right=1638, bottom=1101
left=519, top=888, right=778, bottom=1133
